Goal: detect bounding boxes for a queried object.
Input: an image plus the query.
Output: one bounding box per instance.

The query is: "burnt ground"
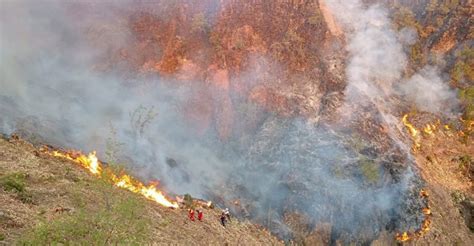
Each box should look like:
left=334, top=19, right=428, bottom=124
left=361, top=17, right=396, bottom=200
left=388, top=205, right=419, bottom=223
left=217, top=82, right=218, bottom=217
left=0, top=137, right=282, bottom=245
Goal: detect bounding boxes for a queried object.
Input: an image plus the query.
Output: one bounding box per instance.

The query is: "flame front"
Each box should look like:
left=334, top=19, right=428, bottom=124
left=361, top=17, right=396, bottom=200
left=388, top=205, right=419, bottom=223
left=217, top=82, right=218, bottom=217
left=402, top=114, right=421, bottom=150
left=396, top=189, right=432, bottom=242
left=395, top=232, right=410, bottom=242
left=423, top=124, right=435, bottom=135
left=50, top=150, right=101, bottom=175
left=43, top=148, right=178, bottom=209
left=113, top=174, right=179, bottom=208
left=402, top=114, right=418, bottom=137
left=397, top=114, right=471, bottom=243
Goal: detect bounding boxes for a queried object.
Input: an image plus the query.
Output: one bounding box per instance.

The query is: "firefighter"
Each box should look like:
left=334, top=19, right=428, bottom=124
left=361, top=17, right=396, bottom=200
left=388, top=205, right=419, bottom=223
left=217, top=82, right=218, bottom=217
left=197, top=209, right=203, bottom=221
left=188, top=209, right=195, bottom=221
left=220, top=212, right=227, bottom=227
left=224, top=208, right=231, bottom=222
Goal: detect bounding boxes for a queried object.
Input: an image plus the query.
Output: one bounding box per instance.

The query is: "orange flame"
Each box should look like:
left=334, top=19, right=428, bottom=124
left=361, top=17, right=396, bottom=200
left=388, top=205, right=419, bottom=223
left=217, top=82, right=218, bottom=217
left=43, top=148, right=179, bottom=209
left=402, top=114, right=421, bottom=150
left=50, top=150, right=102, bottom=175
left=395, top=232, right=410, bottom=242
left=401, top=115, right=449, bottom=149
left=423, top=124, right=436, bottom=136
left=402, top=114, right=418, bottom=137
left=395, top=189, right=432, bottom=242
left=420, top=189, right=429, bottom=198
left=112, top=174, right=179, bottom=208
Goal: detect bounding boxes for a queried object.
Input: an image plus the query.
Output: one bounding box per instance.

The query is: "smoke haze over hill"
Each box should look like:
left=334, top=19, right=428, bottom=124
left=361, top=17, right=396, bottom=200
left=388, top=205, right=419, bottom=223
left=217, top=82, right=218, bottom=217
left=0, top=0, right=460, bottom=242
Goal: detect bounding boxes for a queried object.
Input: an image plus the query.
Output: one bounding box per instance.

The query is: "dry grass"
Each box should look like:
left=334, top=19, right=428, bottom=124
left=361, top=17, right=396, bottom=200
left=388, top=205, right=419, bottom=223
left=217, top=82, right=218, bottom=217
left=408, top=129, right=474, bottom=245
left=0, top=137, right=282, bottom=245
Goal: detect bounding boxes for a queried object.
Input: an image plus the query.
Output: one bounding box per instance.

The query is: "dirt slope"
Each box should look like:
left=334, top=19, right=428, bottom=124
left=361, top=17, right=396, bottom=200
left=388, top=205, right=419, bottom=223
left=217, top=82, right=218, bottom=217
left=410, top=129, right=473, bottom=245
left=0, top=137, right=282, bottom=245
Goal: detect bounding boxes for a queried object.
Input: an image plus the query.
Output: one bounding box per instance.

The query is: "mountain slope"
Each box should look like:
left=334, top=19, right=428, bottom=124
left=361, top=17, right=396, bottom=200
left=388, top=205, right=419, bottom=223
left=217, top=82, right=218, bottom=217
left=0, top=137, right=282, bottom=245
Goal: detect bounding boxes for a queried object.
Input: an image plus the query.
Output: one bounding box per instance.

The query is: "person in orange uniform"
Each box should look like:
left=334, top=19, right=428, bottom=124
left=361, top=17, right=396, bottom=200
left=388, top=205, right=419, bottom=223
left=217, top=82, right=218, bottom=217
left=197, top=209, right=203, bottom=221
left=188, top=209, right=195, bottom=221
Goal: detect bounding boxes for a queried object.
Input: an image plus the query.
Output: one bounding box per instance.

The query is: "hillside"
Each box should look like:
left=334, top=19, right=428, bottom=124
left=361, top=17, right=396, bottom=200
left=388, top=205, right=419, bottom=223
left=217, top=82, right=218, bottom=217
left=0, top=127, right=472, bottom=245
left=381, top=115, right=473, bottom=245
left=0, top=0, right=473, bottom=245
left=0, top=137, right=282, bottom=245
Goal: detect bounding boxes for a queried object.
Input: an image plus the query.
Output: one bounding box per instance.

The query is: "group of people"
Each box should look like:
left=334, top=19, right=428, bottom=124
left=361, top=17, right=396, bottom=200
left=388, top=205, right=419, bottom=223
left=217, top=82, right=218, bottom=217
left=188, top=209, right=204, bottom=222
left=187, top=207, right=232, bottom=227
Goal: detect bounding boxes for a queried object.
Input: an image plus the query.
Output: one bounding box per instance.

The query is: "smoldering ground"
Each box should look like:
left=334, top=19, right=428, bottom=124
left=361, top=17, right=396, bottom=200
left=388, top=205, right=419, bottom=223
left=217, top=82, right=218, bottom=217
left=0, top=0, right=458, bottom=242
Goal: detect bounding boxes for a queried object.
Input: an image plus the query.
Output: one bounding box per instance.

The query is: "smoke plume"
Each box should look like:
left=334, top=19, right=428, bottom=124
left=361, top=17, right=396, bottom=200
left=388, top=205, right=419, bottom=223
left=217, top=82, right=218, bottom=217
left=0, top=0, right=459, bottom=243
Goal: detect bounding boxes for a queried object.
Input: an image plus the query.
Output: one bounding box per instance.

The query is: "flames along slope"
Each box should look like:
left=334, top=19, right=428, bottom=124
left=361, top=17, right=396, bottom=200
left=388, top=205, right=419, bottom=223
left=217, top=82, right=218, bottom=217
left=37, top=113, right=471, bottom=242
left=396, top=114, right=470, bottom=242
left=395, top=189, right=432, bottom=243
left=41, top=147, right=179, bottom=209
left=397, top=114, right=439, bottom=242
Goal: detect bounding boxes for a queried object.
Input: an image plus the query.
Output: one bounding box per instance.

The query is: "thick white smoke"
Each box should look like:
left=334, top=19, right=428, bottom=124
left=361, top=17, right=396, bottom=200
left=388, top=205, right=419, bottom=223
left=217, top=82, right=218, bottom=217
left=0, top=0, right=226, bottom=197
left=325, top=0, right=458, bottom=117
left=399, top=66, right=459, bottom=114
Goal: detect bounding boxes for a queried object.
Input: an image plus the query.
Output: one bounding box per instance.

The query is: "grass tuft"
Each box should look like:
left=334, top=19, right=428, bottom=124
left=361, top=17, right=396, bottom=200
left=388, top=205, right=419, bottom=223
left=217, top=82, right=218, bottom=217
left=0, top=172, right=27, bottom=193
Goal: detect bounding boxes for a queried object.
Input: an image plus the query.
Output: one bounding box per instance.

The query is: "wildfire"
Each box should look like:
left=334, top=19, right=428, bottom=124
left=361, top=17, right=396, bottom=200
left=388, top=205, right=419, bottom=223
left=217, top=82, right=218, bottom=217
left=402, top=114, right=418, bottom=137
left=41, top=147, right=179, bottom=209
left=423, top=124, right=436, bottom=136
left=401, top=115, right=449, bottom=149
left=397, top=114, right=470, bottom=243
left=402, top=114, right=421, bottom=150
left=395, top=189, right=432, bottom=243
left=396, top=232, right=410, bottom=242
left=420, top=189, right=429, bottom=198
left=112, top=174, right=179, bottom=208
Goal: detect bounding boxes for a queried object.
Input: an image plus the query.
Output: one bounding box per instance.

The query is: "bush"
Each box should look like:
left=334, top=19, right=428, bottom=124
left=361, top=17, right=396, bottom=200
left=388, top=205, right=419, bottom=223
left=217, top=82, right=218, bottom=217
left=183, top=193, right=193, bottom=208
left=459, top=87, right=474, bottom=121
left=0, top=172, right=27, bottom=193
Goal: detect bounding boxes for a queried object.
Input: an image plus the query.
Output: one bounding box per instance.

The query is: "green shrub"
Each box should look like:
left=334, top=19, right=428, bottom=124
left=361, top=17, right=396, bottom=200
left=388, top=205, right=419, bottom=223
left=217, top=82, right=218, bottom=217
left=459, top=87, right=474, bottom=121
left=0, top=172, right=27, bottom=193
left=183, top=193, right=194, bottom=208
left=452, top=62, right=474, bottom=83
left=17, top=192, right=34, bottom=204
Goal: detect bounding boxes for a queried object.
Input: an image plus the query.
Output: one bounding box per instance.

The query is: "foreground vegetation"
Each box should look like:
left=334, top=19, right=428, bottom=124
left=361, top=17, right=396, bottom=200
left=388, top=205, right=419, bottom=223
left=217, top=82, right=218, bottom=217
left=0, top=138, right=281, bottom=245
